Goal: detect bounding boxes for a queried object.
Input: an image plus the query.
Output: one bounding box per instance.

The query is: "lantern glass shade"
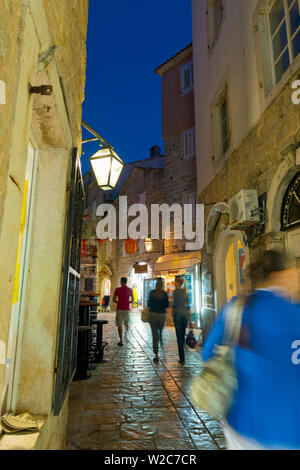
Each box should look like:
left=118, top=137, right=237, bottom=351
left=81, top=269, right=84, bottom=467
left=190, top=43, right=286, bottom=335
left=90, top=147, right=124, bottom=189
left=145, top=238, right=152, bottom=252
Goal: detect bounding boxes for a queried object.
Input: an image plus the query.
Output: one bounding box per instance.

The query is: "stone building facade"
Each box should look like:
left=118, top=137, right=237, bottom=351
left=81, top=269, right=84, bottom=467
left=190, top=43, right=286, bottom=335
left=155, top=44, right=198, bottom=255
left=192, top=0, right=300, bottom=333
left=81, top=169, right=114, bottom=301
left=110, top=153, right=165, bottom=306
left=0, top=0, right=88, bottom=449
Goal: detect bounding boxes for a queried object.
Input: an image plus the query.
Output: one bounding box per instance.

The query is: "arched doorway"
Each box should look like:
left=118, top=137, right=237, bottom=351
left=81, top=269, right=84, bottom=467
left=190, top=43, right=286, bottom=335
left=281, top=171, right=300, bottom=258
left=214, top=229, right=249, bottom=311
left=101, top=278, right=111, bottom=297
left=129, top=266, right=148, bottom=309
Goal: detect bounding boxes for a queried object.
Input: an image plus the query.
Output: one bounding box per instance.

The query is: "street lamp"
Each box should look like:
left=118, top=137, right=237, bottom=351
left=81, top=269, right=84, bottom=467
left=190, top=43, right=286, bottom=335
left=82, top=121, right=124, bottom=190
left=144, top=238, right=153, bottom=252
left=90, top=147, right=123, bottom=190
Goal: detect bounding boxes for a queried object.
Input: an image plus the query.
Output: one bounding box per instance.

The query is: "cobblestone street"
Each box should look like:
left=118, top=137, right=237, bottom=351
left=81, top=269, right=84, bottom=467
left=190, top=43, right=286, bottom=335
left=67, top=311, right=225, bottom=450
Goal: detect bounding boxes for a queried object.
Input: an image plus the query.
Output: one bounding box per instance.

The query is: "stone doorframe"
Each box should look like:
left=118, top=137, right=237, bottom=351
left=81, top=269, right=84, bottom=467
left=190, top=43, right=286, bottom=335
left=213, top=228, right=249, bottom=311
left=206, top=202, right=230, bottom=255
left=265, top=140, right=300, bottom=250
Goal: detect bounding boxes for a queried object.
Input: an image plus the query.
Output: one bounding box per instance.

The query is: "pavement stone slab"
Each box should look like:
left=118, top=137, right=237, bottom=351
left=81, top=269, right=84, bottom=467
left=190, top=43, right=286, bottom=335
left=67, top=311, right=224, bottom=450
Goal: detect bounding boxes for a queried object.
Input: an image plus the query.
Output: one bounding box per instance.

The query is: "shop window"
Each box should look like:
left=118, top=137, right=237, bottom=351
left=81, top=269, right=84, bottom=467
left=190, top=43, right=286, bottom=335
left=183, top=127, right=196, bottom=158
left=181, top=60, right=194, bottom=95
left=207, top=0, right=224, bottom=50
left=258, top=0, right=300, bottom=96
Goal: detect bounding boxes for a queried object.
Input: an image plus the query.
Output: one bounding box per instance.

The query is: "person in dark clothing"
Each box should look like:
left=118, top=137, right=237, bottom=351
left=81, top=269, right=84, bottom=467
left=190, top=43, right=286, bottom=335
left=148, top=278, right=169, bottom=363
left=173, top=276, right=192, bottom=365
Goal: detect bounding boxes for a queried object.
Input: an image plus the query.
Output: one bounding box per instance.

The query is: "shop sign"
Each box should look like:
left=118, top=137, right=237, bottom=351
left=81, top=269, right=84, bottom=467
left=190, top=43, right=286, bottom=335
left=168, top=270, right=179, bottom=275
left=134, top=264, right=148, bottom=274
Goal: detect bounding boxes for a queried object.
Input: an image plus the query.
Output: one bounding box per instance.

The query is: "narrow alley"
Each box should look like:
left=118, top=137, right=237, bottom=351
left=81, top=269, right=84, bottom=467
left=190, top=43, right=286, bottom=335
left=67, top=312, right=225, bottom=451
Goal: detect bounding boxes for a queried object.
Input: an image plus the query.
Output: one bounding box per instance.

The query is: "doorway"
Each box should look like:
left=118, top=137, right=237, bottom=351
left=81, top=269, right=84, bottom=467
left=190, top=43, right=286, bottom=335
left=4, top=141, right=37, bottom=412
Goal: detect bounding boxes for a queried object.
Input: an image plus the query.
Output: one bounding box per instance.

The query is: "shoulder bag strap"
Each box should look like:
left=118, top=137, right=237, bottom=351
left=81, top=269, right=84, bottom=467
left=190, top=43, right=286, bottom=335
left=223, top=296, right=245, bottom=346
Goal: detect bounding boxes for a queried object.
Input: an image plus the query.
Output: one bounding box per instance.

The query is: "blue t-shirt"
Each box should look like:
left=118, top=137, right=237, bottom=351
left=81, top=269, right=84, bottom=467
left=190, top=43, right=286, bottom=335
left=202, top=290, right=300, bottom=449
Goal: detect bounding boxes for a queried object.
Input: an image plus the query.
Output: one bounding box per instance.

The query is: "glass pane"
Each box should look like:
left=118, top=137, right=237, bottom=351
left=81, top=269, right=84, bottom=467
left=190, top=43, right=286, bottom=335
left=274, top=48, right=290, bottom=82
left=221, top=99, right=227, bottom=121
left=110, top=157, right=123, bottom=188
left=184, top=68, right=190, bottom=89
left=293, top=29, right=300, bottom=57
left=289, top=1, right=300, bottom=36
left=272, top=21, right=288, bottom=62
left=269, top=0, right=285, bottom=36
left=91, top=156, right=111, bottom=187
left=222, top=118, right=228, bottom=141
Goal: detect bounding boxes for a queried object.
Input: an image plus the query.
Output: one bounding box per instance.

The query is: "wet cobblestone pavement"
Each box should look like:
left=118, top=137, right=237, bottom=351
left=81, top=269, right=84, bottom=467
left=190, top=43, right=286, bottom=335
left=67, top=311, right=225, bottom=450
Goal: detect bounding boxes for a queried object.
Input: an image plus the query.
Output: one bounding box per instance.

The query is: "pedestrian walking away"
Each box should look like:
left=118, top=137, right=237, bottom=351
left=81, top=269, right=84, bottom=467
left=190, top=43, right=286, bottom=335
left=148, top=278, right=169, bottom=363
left=172, top=276, right=192, bottom=365
left=113, top=277, right=133, bottom=346
left=202, top=250, right=300, bottom=450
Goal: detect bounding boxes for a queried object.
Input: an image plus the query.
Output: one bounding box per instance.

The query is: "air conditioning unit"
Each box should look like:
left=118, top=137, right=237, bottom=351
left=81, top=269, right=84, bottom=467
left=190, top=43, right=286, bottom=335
left=229, top=189, right=260, bottom=228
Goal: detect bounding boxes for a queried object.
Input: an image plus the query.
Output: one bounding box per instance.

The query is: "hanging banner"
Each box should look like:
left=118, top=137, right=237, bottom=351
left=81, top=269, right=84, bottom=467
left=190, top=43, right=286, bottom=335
left=81, top=239, right=87, bottom=256
left=125, top=239, right=136, bottom=254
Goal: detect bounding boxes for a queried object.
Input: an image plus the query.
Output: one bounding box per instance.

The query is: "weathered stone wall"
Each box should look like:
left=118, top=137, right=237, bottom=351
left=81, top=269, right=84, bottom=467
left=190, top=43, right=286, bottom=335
left=0, top=0, right=88, bottom=450
left=200, top=76, right=300, bottom=209
left=43, top=0, right=88, bottom=142
left=200, top=74, right=300, bottom=313
left=111, top=167, right=165, bottom=299
left=163, top=132, right=197, bottom=255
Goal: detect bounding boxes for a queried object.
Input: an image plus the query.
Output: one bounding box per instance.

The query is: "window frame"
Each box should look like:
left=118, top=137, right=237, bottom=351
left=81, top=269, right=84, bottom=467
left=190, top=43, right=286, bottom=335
left=258, top=0, right=300, bottom=96
left=212, top=85, right=231, bottom=163
left=180, top=60, right=194, bottom=95
left=207, top=0, right=224, bottom=52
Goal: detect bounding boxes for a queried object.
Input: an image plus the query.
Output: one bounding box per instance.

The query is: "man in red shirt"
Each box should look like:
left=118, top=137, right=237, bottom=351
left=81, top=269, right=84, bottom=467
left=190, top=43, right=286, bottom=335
left=113, top=277, right=133, bottom=346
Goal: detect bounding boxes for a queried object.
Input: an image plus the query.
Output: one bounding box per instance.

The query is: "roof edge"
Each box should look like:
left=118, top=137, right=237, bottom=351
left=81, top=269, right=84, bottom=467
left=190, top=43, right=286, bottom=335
left=155, top=43, right=193, bottom=76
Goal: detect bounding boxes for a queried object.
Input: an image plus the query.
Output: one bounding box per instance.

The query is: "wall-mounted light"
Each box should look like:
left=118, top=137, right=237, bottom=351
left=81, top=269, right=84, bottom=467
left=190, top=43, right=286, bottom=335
left=90, top=147, right=123, bottom=190
left=82, top=121, right=124, bottom=190
left=144, top=238, right=153, bottom=252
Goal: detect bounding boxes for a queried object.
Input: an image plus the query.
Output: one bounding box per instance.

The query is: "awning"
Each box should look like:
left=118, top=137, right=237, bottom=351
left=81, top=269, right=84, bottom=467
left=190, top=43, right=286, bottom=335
left=154, top=251, right=201, bottom=275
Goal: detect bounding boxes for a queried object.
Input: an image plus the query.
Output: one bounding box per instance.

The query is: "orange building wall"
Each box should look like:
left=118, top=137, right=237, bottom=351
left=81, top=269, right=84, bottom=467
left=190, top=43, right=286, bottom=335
left=161, top=54, right=195, bottom=139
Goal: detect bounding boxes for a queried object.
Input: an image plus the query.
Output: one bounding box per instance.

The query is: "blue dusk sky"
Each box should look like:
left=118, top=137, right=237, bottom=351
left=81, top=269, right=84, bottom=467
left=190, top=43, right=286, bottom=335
left=81, top=0, right=192, bottom=175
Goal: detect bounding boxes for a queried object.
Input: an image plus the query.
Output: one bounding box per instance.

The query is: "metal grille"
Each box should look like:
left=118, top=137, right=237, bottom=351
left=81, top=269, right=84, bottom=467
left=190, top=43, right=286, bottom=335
left=53, top=148, right=84, bottom=415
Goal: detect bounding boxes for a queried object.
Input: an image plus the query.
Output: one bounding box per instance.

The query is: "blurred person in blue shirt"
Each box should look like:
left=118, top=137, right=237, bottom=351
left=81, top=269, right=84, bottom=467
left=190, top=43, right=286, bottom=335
left=202, top=250, right=300, bottom=450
